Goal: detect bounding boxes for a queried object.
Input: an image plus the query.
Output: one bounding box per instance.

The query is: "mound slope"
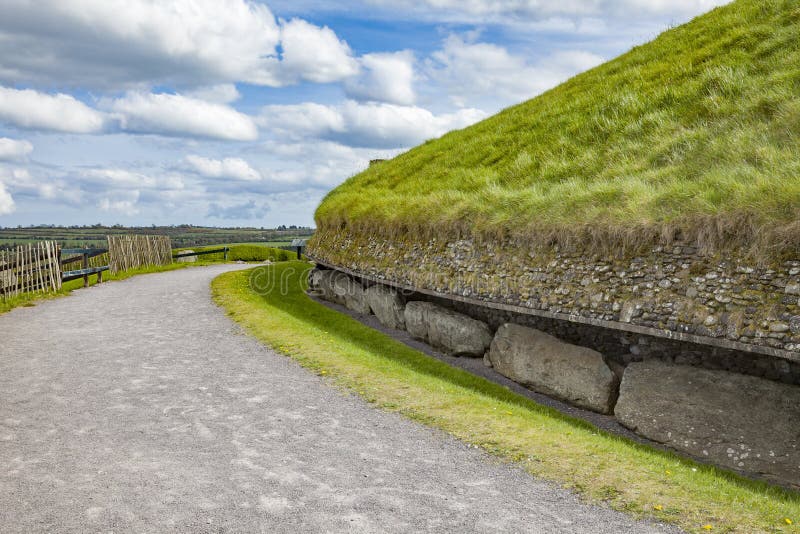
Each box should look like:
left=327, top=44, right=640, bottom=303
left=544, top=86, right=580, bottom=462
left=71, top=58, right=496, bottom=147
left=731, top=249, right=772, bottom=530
left=314, top=0, right=800, bottom=258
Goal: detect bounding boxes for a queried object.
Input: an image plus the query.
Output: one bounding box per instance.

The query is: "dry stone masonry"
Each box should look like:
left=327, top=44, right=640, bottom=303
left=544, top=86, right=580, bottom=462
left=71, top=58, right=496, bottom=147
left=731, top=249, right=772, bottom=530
left=308, top=262, right=800, bottom=489
left=310, top=229, right=800, bottom=357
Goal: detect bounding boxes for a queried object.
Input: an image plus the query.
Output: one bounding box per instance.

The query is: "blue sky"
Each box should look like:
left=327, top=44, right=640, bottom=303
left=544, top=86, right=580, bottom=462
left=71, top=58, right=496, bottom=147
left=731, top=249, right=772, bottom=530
left=0, top=0, right=728, bottom=228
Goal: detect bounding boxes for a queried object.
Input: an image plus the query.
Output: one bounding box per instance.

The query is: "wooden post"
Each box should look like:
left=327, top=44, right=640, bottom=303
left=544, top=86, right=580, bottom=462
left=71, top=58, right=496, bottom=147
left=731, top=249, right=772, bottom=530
left=82, top=252, right=89, bottom=288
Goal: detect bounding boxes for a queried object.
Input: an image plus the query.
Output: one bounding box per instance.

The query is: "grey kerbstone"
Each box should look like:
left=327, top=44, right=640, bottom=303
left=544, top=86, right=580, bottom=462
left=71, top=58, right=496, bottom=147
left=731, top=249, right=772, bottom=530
left=176, top=250, right=196, bottom=263
left=365, top=284, right=406, bottom=329
left=404, top=301, right=438, bottom=342
left=333, top=275, right=371, bottom=315
left=615, top=360, right=800, bottom=487
left=317, top=270, right=347, bottom=306
left=425, top=305, right=493, bottom=357
left=488, top=324, right=618, bottom=413
left=308, top=268, right=325, bottom=290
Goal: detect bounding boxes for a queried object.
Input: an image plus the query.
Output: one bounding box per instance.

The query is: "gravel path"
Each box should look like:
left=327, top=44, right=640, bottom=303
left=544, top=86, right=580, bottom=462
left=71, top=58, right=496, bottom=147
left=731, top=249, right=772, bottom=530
left=0, top=265, right=679, bottom=533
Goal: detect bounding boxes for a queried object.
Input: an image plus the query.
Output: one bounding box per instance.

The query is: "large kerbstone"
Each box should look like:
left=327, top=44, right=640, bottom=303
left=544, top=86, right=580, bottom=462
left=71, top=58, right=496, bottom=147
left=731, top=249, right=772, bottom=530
left=615, top=360, right=800, bottom=487
left=488, top=324, right=617, bottom=413
left=334, top=275, right=371, bottom=315
left=317, top=270, right=347, bottom=305
left=365, top=284, right=405, bottom=329
left=404, top=301, right=438, bottom=342
left=176, top=250, right=196, bottom=263
left=425, top=305, right=492, bottom=357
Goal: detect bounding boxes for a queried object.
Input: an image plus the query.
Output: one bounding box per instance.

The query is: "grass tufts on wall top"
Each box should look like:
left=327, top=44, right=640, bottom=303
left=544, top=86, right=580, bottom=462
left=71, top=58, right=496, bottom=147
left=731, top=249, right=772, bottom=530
left=313, top=0, right=800, bottom=260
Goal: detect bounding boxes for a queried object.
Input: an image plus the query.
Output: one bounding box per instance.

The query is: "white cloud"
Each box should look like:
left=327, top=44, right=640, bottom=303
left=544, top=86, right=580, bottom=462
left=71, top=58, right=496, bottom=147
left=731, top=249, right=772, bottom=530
left=0, top=138, right=33, bottom=162
left=0, top=87, right=106, bottom=133
left=0, top=0, right=361, bottom=90
left=277, top=18, right=359, bottom=85
left=185, top=155, right=261, bottom=182
left=185, top=84, right=241, bottom=104
left=366, top=0, right=729, bottom=23
left=261, top=100, right=486, bottom=149
left=0, top=181, right=14, bottom=215
left=0, top=0, right=279, bottom=88
left=98, top=190, right=140, bottom=216
left=207, top=199, right=269, bottom=220
left=426, top=35, right=603, bottom=108
left=78, top=168, right=184, bottom=191
left=105, top=92, right=258, bottom=141
left=345, top=51, right=416, bottom=105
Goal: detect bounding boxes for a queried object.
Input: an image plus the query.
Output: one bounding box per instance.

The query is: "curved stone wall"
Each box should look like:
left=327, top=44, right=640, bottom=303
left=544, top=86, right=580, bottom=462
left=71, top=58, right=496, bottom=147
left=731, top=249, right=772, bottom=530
left=309, top=229, right=800, bottom=361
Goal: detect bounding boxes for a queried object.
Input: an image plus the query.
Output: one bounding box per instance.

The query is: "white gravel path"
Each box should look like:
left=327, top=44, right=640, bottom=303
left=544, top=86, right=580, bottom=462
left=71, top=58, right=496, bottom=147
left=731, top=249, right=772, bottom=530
left=0, top=265, right=680, bottom=533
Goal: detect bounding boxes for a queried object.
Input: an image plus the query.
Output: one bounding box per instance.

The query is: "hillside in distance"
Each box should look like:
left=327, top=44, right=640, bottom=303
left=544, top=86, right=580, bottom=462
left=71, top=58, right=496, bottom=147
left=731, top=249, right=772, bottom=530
left=314, top=0, right=800, bottom=259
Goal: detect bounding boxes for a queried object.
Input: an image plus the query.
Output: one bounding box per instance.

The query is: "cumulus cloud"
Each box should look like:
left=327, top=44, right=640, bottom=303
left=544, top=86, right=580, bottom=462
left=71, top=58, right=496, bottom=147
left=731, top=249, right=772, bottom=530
left=277, top=18, right=359, bottom=85
left=426, top=35, right=603, bottom=108
left=0, top=138, right=33, bottom=162
left=104, top=92, right=258, bottom=141
left=78, top=168, right=184, bottom=192
left=185, top=155, right=261, bottom=181
left=345, top=51, right=416, bottom=105
left=207, top=199, right=269, bottom=220
left=0, top=181, right=14, bottom=215
left=98, top=190, right=140, bottom=216
left=0, top=87, right=105, bottom=133
left=0, top=0, right=359, bottom=89
left=185, top=84, right=241, bottom=104
left=261, top=100, right=486, bottom=149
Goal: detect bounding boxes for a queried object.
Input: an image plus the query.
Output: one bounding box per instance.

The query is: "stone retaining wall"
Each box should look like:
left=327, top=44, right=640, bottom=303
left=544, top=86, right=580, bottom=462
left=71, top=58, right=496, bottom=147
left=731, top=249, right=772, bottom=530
left=309, top=229, right=800, bottom=359
left=309, top=265, right=800, bottom=488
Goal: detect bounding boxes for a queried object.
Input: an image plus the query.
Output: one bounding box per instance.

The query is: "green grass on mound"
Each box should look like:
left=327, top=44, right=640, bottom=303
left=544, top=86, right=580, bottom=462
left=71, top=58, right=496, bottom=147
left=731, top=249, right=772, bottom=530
left=315, top=0, right=800, bottom=258
left=212, top=262, right=800, bottom=533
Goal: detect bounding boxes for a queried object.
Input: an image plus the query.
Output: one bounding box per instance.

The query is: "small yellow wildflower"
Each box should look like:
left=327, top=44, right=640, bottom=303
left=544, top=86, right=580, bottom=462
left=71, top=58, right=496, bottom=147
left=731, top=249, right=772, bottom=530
left=702, top=525, right=713, bottom=531
left=665, top=470, right=672, bottom=475
left=653, top=505, right=663, bottom=511
left=785, top=518, right=793, bottom=525
left=505, top=411, right=513, bottom=415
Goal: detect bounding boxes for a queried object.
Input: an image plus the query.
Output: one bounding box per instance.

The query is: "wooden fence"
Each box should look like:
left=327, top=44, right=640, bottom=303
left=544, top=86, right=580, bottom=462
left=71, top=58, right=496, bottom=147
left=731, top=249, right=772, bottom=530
left=0, top=241, right=62, bottom=298
left=107, top=235, right=172, bottom=274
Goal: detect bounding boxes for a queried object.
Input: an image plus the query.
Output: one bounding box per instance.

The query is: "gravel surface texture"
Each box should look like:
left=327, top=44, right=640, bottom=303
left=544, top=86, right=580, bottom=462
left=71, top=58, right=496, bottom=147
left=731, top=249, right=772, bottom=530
left=0, top=265, right=679, bottom=533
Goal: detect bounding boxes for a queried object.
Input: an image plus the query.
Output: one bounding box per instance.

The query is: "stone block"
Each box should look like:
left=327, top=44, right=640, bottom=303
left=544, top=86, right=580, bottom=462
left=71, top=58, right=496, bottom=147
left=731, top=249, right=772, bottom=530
left=615, top=360, right=800, bottom=487
left=488, top=324, right=618, bottom=413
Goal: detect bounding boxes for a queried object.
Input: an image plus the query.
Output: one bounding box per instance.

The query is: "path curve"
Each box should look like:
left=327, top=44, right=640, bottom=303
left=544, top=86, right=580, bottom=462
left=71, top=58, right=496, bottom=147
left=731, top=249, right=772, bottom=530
left=0, top=265, right=677, bottom=533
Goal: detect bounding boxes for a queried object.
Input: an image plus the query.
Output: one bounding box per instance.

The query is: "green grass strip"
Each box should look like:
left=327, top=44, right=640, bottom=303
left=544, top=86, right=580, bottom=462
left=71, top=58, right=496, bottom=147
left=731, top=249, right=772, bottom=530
left=212, top=262, right=800, bottom=533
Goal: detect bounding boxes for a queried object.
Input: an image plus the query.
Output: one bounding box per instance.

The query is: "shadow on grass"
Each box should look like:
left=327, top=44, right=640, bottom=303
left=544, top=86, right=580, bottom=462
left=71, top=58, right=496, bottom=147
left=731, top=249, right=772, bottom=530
left=243, top=262, right=800, bottom=502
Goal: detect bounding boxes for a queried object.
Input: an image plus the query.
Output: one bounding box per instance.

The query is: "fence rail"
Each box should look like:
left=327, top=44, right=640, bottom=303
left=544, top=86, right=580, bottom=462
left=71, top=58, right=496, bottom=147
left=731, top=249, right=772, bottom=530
left=107, top=235, right=172, bottom=274
left=172, top=247, right=228, bottom=260
left=0, top=241, right=62, bottom=298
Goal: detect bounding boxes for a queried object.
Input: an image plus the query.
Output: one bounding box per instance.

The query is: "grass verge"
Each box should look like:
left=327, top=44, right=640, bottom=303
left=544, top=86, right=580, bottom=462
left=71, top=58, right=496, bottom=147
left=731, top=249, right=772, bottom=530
left=174, top=244, right=294, bottom=263
left=0, top=263, right=188, bottom=315
left=212, top=261, right=800, bottom=533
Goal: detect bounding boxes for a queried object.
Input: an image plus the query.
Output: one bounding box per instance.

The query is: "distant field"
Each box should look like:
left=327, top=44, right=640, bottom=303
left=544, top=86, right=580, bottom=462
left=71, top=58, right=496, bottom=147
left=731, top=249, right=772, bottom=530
left=0, top=226, right=314, bottom=250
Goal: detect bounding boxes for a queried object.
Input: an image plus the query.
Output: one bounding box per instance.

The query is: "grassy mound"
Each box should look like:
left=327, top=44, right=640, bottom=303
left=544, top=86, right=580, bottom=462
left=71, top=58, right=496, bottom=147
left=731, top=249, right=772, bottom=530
left=315, top=0, right=800, bottom=258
